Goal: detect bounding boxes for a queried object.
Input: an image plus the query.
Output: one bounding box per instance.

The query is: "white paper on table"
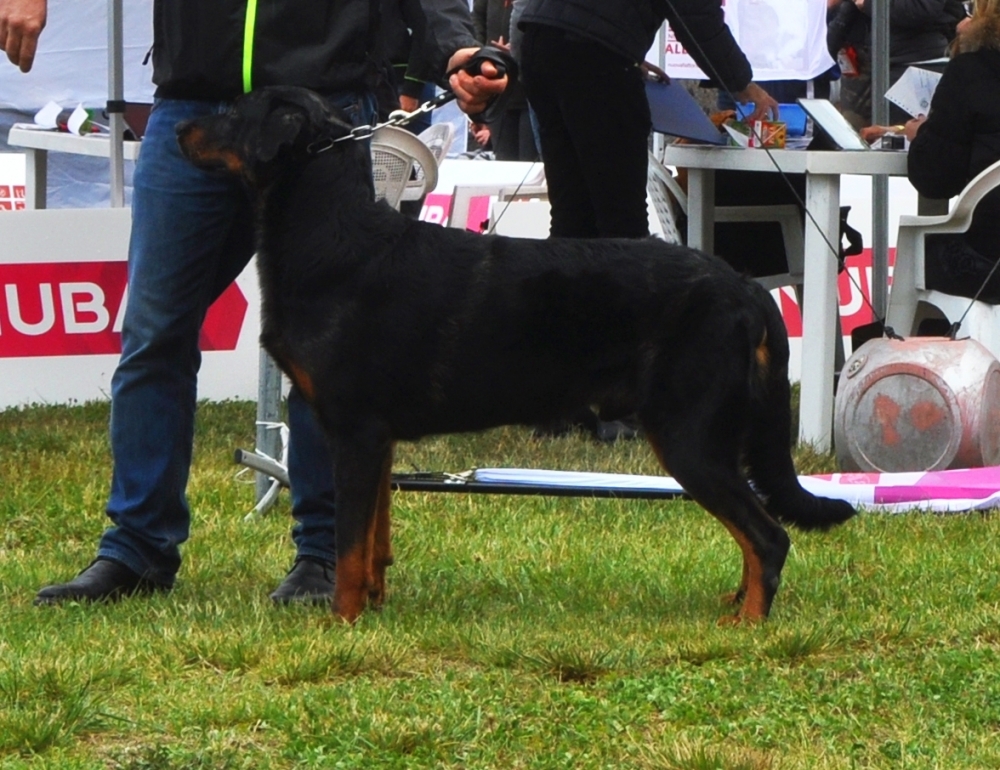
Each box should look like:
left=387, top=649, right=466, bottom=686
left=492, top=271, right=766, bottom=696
left=32, top=100, right=61, bottom=129
left=884, top=66, right=942, bottom=118
left=66, top=103, right=90, bottom=135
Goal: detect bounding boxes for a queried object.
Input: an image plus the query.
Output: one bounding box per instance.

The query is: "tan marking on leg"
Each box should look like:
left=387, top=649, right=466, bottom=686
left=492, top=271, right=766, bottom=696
left=715, top=522, right=769, bottom=626
left=721, top=556, right=749, bottom=606
left=334, top=545, right=369, bottom=623
left=645, top=433, right=768, bottom=624
left=368, top=444, right=395, bottom=609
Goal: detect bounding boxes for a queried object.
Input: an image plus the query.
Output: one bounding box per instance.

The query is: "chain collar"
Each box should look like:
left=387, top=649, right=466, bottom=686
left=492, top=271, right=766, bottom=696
left=307, top=92, right=453, bottom=155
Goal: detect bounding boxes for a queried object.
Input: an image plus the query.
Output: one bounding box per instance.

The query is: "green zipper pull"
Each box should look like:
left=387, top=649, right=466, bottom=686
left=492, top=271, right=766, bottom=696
left=243, top=0, right=259, bottom=93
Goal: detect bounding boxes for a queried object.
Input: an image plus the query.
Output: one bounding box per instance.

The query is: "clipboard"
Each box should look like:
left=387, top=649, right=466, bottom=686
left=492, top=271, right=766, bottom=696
left=645, top=80, right=726, bottom=146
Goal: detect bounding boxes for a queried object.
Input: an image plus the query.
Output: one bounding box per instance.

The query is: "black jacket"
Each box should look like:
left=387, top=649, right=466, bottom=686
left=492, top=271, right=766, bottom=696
left=863, top=0, right=965, bottom=67
left=908, top=37, right=1000, bottom=256
left=473, top=0, right=527, bottom=111
left=830, top=0, right=964, bottom=66
left=380, top=0, right=435, bottom=99
left=518, top=0, right=752, bottom=93
left=152, top=0, right=477, bottom=101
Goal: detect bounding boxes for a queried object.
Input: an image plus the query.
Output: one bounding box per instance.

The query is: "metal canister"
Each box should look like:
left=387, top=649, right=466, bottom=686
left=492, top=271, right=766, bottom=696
left=834, top=337, right=1000, bottom=472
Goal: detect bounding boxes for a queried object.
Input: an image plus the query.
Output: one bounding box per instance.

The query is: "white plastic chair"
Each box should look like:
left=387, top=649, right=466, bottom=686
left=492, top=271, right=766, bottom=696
left=370, top=125, right=440, bottom=210
left=416, top=122, right=455, bottom=165
left=646, top=153, right=686, bottom=246
left=885, top=159, right=1000, bottom=359
left=647, top=151, right=805, bottom=292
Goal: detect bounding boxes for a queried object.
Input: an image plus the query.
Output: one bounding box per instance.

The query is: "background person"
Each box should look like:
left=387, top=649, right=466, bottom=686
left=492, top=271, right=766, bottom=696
left=829, top=0, right=967, bottom=127
left=0, top=0, right=505, bottom=606
left=517, top=0, right=778, bottom=241
left=903, top=0, right=1000, bottom=302
left=378, top=0, right=437, bottom=134
left=472, top=0, right=538, bottom=161
left=515, top=0, right=776, bottom=441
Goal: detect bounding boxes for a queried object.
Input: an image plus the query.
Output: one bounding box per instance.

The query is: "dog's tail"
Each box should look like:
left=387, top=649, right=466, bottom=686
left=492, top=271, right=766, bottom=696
left=743, top=283, right=857, bottom=531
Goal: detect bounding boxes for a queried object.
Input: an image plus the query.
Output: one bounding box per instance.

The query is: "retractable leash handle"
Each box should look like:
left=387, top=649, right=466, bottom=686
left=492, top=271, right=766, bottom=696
left=388, top=44, right=518, bottom=126
left=334, top=46, right=517, bottom=147
left=448, top=44, right=518, bottom=123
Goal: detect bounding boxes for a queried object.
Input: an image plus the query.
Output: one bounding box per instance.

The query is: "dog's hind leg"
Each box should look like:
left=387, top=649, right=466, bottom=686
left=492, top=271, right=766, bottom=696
left=645, top=431, right=790, bottom=624
left=367, top=442, right=396, bottom=610
left=329, top=426, right=393, bottom=623
left=722, top=558, right=750, bottom=607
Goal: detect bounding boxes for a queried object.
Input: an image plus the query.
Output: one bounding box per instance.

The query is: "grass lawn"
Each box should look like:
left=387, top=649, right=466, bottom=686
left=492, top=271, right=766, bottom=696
left=1, top=400, right=999, bottom=769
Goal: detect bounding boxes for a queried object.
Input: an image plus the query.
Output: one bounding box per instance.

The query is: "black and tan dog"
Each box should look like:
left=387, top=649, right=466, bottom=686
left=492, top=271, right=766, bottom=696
left=178, top=86, right=856, bottom=624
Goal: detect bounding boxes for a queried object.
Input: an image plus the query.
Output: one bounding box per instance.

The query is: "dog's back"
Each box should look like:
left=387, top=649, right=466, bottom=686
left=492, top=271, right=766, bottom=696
left=276, top=216, right=772, bottom=438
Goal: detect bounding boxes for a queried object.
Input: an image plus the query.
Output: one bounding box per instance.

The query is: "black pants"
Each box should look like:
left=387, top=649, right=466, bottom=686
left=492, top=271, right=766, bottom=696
left=489, top=107, right=539, bottom=162
left=520, top=23, right=651, bottom=238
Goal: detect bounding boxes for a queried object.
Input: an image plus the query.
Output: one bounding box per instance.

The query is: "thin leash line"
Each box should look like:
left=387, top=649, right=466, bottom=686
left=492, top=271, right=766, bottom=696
left=484, top=152, right=543, bottom=236
left=657, top=0, right=898, bottom=338
left=951, top=252, right=1000, bottom=337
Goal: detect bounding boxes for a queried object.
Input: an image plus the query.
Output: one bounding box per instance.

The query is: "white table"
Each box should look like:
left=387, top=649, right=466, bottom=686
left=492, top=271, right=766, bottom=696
left=6, top=127, right=141, bottom=209
left=659, top=144, right=909, bottom=452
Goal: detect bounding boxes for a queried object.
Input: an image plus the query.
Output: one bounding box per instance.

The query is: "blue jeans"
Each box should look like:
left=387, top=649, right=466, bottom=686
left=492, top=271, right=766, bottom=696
left=98, top=93, right=375, bottom=586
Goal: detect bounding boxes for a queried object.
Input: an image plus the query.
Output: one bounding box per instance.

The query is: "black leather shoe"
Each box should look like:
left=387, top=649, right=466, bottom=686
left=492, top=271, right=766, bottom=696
left=34, top=558, right=169, bottom=606
left=269, top=557, right=335, bottom=605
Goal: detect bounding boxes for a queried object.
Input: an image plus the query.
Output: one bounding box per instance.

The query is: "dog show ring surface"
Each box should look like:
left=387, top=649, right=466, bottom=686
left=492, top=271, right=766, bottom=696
left=835, top=337, right=1000, bottom=473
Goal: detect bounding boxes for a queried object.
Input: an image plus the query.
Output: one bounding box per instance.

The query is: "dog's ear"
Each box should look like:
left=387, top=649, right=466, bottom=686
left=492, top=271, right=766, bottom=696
left=255, top=108, right=309, bottom=164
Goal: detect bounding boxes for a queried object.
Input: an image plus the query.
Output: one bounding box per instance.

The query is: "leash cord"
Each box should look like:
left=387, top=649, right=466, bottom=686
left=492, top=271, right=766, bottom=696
left=950, top=252, right=1000, bottom=339
left=656, top=0, right=901, bottom=340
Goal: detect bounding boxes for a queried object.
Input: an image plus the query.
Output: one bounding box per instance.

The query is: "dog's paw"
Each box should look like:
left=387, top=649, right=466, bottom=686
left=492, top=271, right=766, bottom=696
left=716, top=611, right=767, bottom=628
left=720, top=588, right=746, bottom=606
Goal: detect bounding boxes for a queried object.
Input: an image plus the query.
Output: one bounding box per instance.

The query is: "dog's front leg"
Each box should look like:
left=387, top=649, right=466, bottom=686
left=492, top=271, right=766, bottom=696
left=367, top=442, right=396, bottom=609
left=329, top=427, right=393, bottom=623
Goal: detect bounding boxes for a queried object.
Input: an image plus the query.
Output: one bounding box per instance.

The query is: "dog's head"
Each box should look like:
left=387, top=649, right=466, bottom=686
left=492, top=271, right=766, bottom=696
left=176, top=86, right=355, bottom=185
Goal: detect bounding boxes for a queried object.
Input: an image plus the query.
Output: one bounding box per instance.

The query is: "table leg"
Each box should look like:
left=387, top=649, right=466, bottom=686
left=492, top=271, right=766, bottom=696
left=685, top=168, right=715, bottom=253
left=22, top=148, right=47, bottom=210
left=798, top=174, right=841, bottom=452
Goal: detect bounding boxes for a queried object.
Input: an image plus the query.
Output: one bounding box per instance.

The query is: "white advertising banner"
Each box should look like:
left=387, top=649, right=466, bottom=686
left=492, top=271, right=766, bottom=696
left=0, top=161, right=918, bottom=409
left=662, top=0, right=834, bottom=83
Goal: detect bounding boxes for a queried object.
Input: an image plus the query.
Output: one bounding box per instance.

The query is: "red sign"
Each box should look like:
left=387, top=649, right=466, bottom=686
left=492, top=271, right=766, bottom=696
left=0, top=261, right=248, bottom=358
left=419, top=193, right=453, bottom=226
left=772, top=248, right=895, bottom=338
left=0, top=184, right=26, bottom=211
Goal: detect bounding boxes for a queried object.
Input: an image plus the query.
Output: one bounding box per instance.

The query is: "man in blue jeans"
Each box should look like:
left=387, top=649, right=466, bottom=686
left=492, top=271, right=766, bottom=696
left=0, top=0, right=505, bottom=605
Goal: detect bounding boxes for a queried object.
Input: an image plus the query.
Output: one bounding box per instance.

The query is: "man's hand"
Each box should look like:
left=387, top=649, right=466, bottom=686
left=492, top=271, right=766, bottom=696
left=399, top=94, right=420, bottom=113
left=470, top=121, right=491, bottom=147
left=735, top=82, right=780, bottom=122
left=639, top=61, right=670, bottom=84
left=0, top=0, right=47, bottom=73
left=447, top=47, right=507, bottom=116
